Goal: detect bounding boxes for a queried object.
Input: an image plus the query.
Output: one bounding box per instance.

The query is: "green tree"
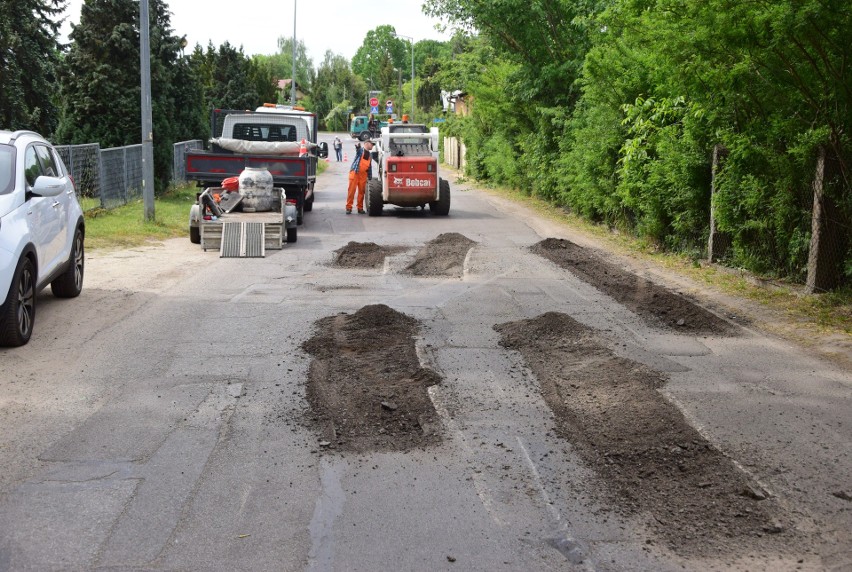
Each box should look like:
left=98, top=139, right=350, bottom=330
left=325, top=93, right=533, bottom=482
left=189, top=41, right=260, bottom=111
left=57, top=0, right=199, bottom=190
left=427, top=0, right=850, bottom=285
left=0, top=0, right=65, bottom=134
left=313, top=50, right=363, bottom=130
left=248, top=55, right=278, bottom=106
left=352, top=25, right=408, bottom=94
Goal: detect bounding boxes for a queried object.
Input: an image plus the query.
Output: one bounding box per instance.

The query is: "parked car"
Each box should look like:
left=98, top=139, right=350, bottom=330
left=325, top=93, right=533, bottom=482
left=0, top=130, right=85, bottom=347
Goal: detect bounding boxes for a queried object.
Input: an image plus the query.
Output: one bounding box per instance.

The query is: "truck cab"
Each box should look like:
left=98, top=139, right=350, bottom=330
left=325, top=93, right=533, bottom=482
left=350, top=115, right=389, bottom=141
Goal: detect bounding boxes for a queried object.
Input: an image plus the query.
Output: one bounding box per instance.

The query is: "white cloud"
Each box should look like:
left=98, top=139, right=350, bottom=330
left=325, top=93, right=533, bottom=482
left=60, top=0, right=453, bottom=64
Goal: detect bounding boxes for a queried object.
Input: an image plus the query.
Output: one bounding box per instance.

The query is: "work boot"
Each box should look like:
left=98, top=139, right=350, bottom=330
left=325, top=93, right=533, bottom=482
left=346, top=208, right=352, bottom=214
left=358, top=209, right=366, bottom=214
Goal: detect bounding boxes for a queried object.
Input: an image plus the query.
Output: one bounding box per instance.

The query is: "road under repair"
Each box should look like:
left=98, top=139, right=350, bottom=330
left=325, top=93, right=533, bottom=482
left=0, top=135, right=849, bottom=571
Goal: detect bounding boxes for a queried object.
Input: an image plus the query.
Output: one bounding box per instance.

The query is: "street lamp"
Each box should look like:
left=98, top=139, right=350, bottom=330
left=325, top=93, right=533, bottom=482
left=393, top=68, right=402, bottom=117
left=393, top=33, right=415, bottom=121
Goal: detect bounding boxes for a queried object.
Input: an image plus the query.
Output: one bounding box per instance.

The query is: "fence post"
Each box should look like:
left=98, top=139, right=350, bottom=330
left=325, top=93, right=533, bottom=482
left=707, top=144, right=731, bottom=263
left=98, top=147, right=105, bottom=209
left=123, top=147, right=129, bottom=205
left=806, top=145, right=846, bottom=293
left=173, top=143, right=180, bottom=184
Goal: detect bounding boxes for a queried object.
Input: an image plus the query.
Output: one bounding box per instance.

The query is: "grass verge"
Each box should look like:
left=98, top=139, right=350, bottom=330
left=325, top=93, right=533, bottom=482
left=83, top=185, right=198, bottom=250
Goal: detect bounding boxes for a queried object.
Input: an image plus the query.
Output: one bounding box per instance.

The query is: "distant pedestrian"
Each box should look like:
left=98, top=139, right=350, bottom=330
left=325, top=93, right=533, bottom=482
left=346, top=140, right=375, bottom=214
left=333, top=136, right=342, bottom=161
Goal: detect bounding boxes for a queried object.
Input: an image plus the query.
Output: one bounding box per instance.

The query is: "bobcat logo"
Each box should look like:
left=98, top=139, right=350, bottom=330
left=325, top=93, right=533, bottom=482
left=393, top=176, right=404, bottom=186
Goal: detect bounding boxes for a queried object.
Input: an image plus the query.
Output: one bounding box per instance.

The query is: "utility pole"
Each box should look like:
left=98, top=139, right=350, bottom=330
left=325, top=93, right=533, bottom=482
left=291, top=0, right=297, bottom=106
left=140, top=0, right=154, bottom=221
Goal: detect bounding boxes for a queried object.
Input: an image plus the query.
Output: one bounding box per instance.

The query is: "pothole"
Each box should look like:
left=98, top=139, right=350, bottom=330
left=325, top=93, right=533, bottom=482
left=302, top=304, right=443, bottom=453
left=495, top=312, right=790, bottom=558
left=531, top=238, right=738, bottom=335
left=404, top=233, right=476, bottom=277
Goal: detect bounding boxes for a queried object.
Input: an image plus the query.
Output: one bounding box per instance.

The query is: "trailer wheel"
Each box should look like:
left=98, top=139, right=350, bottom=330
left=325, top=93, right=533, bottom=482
left=189, top=205, right=201, bottom=244
left=286, top=227, right=297, bottom=243
left=430, top=178, right=451, bottom=216
left=366, top=179, right=383, bottom=216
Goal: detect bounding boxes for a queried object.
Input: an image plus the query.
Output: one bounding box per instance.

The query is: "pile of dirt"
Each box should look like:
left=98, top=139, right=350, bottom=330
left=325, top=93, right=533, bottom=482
left=332, top=241, right=406, bottom=269
left=405, top=233, right=476, bottom=277
left=531, top=238, right=738, bottom=335
left=302, top=304, right=443, bottom=453
left=495, top=312, right=789, bottom=558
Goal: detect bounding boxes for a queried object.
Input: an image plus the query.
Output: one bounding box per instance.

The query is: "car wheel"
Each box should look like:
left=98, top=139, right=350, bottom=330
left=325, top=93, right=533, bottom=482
left=366, top=179, right=383, bottom=216
left=0, top=256, right=36, bottom=347
left=51, top=228, right=85, bottom=298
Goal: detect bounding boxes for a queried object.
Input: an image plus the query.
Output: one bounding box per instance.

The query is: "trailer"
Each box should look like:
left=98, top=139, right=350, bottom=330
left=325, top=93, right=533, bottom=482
left=189, top=183, right=298, bottom=258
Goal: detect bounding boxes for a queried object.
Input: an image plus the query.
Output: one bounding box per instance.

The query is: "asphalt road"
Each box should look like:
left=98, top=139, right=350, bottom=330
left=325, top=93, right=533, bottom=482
left=0, top=134, right=849, bottom=571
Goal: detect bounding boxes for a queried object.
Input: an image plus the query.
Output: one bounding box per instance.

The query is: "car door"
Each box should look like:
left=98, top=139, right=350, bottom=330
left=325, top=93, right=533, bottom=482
left=34, top=145, right=73, bottom=270
left=23, top=145, right=63, bottom=280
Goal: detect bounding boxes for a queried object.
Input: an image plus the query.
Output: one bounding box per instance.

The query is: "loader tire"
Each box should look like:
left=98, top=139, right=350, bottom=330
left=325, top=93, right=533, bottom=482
left=366, top=179, right=383, bottom=216
left=430, top=178, right=451, bottom=216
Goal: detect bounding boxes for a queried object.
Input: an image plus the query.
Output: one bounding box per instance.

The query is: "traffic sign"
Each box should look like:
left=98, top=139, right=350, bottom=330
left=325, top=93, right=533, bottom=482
left=371, top=106, right=379, bottom=114
left=386, top=105, right=393, bottom=114
left=369, top=97, right=379, bottom=107
left=386, top=100, right=393, bottom=107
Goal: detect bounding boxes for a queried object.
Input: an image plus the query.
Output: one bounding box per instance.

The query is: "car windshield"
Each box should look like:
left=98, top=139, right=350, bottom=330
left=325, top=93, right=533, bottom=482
left=0, top=145, right=15, bottom=195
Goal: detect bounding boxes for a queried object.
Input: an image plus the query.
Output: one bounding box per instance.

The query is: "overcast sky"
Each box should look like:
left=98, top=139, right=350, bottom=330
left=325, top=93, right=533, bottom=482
left=59, top=0, right=454, bottom=64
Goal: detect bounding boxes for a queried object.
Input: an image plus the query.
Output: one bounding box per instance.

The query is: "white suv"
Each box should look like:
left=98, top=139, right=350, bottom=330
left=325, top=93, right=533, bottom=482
left=0, top=130, right=85, bottom=347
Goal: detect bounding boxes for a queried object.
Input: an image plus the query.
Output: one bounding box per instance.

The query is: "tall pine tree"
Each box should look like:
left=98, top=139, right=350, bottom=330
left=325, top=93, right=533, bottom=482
left=0, top=0, right=64, bottom=134
left=57, top=0, right=203, bottom=190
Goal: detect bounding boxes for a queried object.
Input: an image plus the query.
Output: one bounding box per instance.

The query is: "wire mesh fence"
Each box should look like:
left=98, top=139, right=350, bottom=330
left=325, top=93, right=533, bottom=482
left=99, top=144, right=142, bottom=210
left=55, top=140, right=201, bottom=212
left=55, top=144, right=101, bottom=211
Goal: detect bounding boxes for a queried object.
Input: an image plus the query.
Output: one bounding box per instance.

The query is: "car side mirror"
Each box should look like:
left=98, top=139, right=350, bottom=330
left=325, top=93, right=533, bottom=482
left=30, top=175, right=66, bottom=198
left=318, top=142, right=329, bottom=158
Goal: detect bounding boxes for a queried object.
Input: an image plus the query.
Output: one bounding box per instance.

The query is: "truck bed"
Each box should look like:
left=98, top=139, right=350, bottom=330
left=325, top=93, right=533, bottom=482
left=186, top=150, right=315, bottom=186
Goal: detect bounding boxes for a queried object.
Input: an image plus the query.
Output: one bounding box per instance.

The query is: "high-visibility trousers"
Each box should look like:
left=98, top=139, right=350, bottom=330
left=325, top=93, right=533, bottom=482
left=346, top=170, right=368, bottom=211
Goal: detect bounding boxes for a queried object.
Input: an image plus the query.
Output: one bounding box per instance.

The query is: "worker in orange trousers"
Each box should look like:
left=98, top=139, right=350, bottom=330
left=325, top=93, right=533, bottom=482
left=346, top=139, right=375, bottom=214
